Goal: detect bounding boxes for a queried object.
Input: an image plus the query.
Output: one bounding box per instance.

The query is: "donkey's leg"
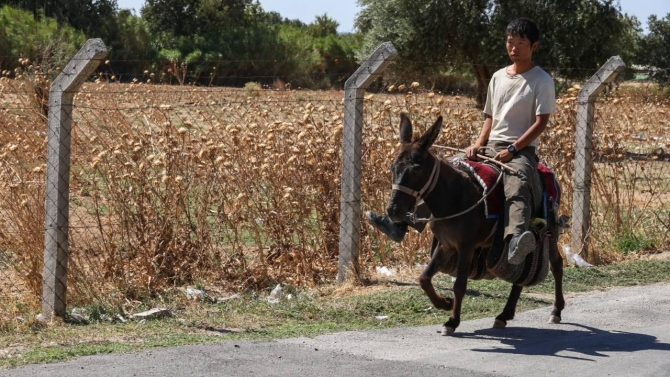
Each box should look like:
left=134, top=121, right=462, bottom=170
left=442, top=247, right=475, bottom=336
left=419, top=238, right=453, bottom=311
left=493, top=284, right=523, bottom=329
left=548, top=237, right=565, bottom=324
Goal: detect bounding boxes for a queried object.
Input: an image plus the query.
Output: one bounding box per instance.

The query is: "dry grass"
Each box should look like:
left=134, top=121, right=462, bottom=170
left=0, top=72, right=668, bottom=332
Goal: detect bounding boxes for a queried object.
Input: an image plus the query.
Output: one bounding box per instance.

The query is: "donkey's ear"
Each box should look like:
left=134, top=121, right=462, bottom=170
left=418, top=116, right=443, bottom=150
left=399, top=113, right=413, bottom=143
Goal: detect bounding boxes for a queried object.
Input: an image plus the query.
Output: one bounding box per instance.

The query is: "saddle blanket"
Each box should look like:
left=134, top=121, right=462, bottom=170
left=452, top=158, right=560, bottom=219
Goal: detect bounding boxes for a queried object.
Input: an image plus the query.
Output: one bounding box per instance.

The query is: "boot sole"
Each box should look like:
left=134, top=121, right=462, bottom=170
left=508, top=231, right=535, bottom=265
left=365, top=211, right=404, bottom=243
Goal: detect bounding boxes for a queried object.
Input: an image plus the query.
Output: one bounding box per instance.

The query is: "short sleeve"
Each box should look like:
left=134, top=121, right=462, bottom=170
left=483, top=77, right=494, bottom=116
left=535, top=76, right=556, bottom=115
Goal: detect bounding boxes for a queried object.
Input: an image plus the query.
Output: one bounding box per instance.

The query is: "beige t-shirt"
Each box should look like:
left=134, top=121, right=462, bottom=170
left=484, top=66, right=555, bottom=147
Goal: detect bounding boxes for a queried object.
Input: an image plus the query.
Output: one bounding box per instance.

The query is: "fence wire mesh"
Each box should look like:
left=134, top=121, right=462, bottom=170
left=0, top=74, right=46, bottom=331
left=0, top=51, right=668, bottom=330
left=588, top=89, right=670, bottom=262
left=65, top=82, right=347, bottom=305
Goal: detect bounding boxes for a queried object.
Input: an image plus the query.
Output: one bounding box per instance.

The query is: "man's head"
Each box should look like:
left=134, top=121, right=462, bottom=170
left=505, top=18, right=540, bottom=64
left=505, top=18, right=540, bottom=44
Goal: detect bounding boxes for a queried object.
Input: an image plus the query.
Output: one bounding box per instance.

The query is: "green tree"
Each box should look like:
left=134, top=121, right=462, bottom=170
left=141, top=0, right=286, bottom=84
left=0, top=5, right=85, bottom=68
left=140, top=0, right=200, bottom=37
left=275, top=15, right=361, bottom=89
left=0, top=0, right=118, bottom=38
left=102, top=9, right=155, bottom=76
left=356, top=0, right=642, bottom=106
left=638, top=14, right=670, bottom=86
left=307, top=14, right=339, bottom=38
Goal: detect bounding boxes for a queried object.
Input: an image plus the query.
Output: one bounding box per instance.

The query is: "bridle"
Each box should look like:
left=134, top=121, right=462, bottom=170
left=391, top=156, right=441, bottom=201
left=391, top=156, right=503, bottom=224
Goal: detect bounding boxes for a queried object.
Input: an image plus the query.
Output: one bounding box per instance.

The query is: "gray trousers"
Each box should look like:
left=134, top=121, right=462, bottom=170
left=407, top=141, right=542, bottom=239
left=481, top=142, right=542, bottom=238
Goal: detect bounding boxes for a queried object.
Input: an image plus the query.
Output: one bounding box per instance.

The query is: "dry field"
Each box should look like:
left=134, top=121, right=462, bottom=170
left=0, top=74, right=668, bottom=330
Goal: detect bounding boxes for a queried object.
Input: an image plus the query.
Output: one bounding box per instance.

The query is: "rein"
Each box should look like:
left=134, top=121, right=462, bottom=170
left=393, top=157, right=504, bottom=224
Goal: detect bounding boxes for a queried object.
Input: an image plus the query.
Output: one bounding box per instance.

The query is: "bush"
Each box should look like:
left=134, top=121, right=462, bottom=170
left=0, top=6, right=86, bottom=71
left=244, top=82, right=262, bottom=96
left=613, top=229, right=656, bottom=254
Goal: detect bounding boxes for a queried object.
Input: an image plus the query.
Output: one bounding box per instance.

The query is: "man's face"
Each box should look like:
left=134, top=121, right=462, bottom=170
left=506, top=34, right=538, bottom=63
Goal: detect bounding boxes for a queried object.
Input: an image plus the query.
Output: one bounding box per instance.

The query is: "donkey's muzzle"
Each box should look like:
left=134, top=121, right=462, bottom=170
left=386, top=202, right=405, bottom=223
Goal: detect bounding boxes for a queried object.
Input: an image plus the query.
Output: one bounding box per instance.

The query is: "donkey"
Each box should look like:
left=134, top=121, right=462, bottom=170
left=386, top=113, right=565, bottom=336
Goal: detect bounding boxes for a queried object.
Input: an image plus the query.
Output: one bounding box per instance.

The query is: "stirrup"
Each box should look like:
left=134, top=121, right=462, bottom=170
left=530, top=218, right=548, bottom=235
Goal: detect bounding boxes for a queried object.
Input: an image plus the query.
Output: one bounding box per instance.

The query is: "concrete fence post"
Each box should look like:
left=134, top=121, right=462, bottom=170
left=42, top=39, right=108, bottom=320
left=571, top=56, right=626, bottom=262
left=338, top=42, right=397, bottom=282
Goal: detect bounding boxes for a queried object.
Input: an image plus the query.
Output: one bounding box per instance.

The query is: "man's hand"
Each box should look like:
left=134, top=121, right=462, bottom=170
left=494, top=149, right=514, bottom=163
left=465, top=144, right=482, bottom=161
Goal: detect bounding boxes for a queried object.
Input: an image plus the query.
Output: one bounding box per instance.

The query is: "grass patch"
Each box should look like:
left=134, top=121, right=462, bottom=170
left=1, top=259, right=669, bottom=369
left=612, top=229, right=657, bottom=254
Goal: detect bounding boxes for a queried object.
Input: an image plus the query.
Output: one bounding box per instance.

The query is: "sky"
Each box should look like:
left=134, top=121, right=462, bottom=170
left=115, top=0, right=669, bottom=34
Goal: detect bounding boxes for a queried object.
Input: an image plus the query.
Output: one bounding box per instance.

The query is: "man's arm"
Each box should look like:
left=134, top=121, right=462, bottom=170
left=466, top=114, right=492, bottom=160
left=513, top=113, right=550, bottom=151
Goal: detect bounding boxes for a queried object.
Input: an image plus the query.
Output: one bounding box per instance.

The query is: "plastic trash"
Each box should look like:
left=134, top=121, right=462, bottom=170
left=185, top=287, right=204, bottom=299
left=184, top=287, right=214, bottom=302
left=375, top=266, right=393, bottom=277
left=216, top=294, right=240, bottom=303
left=375, top=315, right=389, bottom=320
left=270, top=284, right=282, bottom=297
left=70, top=307, right=89, bottom=324
left=562, top=245, right=594, bottom=268
left=268, top=284, right=282, bottom=303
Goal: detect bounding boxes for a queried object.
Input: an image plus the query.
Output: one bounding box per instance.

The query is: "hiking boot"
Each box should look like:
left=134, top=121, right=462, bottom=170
left=508, top=230, right=536, bottom=265
left=365, top=211, right=407, bottom=243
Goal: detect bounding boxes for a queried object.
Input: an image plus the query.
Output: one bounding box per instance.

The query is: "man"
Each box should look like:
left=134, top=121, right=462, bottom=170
left=366, top=17, right=555, bottom=265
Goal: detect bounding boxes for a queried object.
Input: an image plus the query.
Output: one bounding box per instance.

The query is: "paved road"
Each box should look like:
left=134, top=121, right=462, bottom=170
left=6, top=283, right=670, bottom=377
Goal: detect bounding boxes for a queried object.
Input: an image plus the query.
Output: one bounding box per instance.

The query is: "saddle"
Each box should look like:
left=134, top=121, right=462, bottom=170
left=451, top=158, right=561, bottom=221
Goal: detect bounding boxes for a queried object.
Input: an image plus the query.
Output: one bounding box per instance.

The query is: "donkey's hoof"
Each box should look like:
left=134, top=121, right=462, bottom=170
left=441, top=325, right=455, bottom=336
left=493, top=319, right=507, bottom=329
left=548, top=315, right=561, bottom=324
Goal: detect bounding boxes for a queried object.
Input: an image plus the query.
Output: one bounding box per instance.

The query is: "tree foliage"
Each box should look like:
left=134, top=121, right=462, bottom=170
left=0, top=0, right=118, bottom=37
left=3, top=0, right=668, bottom=94
left=356, top=0, right=643, bottom=104
left=140, top=1, right=359, bottom=87
left=0, top=1, right=360, bottom=88
left=0, top=5, right=86, bottom=69
left=637, top=14, right=670, bottom=86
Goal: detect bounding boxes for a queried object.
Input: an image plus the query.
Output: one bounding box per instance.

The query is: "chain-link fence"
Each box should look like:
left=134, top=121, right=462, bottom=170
left=0, top=40, right=668, bottom=329
left=588, top=83, right=670, bottom=263
left=1, top=40, right=351, bottom=326
left=0, top=60, right=46, bottom=331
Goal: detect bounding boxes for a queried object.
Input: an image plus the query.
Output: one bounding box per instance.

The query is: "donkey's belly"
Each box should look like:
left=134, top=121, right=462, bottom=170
left=437, top=245, right=496, bottom=280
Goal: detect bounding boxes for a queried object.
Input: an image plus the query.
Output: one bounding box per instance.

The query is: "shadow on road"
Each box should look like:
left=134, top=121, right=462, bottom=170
left=460, top=323, right=670, bottom=361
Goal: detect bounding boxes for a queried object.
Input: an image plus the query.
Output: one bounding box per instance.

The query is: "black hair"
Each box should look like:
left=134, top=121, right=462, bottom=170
left=505, top=18, right=540, bottom=44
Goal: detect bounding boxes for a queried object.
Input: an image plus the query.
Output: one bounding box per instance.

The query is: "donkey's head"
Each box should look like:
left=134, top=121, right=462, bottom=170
left=386, top=114, right=443, bottom=222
